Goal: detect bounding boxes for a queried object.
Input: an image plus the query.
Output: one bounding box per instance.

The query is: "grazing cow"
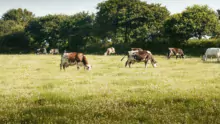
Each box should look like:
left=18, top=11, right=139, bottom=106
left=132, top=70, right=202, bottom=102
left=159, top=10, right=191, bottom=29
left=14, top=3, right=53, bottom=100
left=167, top=48, right=185, bottom=59
left=121, top=50, right=157, bottom=68
left=60, top=52, right=92, bottom=71
left=49, top=49, right=59, bottom=55
left=121, top=48, right=151, bottom=61
left=202, top=48, right=220, bottom=62
left=131, top=48, right=143, bottom=51
left=104, top=47, right=116, bottom=56
left=35, top=48, right=47, bottom=54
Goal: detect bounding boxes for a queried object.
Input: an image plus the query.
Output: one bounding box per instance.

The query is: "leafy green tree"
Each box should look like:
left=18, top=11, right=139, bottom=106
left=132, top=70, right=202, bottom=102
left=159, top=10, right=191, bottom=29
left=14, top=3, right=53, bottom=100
left=96, top=0, right=170, bottom=45
left=0, top=20, right=26, bottom=52
left=60, top=12, right=95, bottom=51
left=217, top=9, right=220, bottom=20
left=164, top=5, right=220, bottom=45
left=25, top=15, right=67, bottom=49
left=2, top=8, right=34, bottom=26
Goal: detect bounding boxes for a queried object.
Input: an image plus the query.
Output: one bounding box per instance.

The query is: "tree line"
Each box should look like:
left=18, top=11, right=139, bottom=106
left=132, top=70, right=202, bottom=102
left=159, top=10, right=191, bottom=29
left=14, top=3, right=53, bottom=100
left=0, top=0, right=220, bottom=54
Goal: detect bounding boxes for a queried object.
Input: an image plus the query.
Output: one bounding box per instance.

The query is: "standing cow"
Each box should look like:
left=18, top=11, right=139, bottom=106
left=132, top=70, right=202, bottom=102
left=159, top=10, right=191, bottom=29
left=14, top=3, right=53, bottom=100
left=35, top=48, right=47, bottom=54
left=121, top=50, right=157, bottom=68
left=49, top=49, right=59, bottom=55
left=202, top=48, right=220, bottom=62
left=131, top=48, right=143, bottom=51
left=167, top=48, right=185, bottom=59
left=60, top=52, right=92, bottom=70
left=121, top=48, right=151, bottom=61
left=104, top=47, right=116, bottom=56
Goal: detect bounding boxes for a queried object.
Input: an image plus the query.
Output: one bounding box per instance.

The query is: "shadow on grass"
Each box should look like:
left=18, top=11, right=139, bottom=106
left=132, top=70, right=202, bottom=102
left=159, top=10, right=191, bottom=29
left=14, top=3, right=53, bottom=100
left=2, top=93, right=220, bottom=124
left=202, top=61, right=220, bottom=64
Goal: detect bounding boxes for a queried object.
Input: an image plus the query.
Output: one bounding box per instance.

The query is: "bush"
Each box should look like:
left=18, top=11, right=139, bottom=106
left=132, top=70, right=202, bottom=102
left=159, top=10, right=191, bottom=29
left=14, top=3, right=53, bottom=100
left=183, top=39, right=220, bottom=56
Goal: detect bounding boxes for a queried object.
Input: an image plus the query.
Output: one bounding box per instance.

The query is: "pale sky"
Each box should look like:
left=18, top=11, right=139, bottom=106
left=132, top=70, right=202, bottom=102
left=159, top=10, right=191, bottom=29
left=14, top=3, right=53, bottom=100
left=0, top=0, right=219, bottom=17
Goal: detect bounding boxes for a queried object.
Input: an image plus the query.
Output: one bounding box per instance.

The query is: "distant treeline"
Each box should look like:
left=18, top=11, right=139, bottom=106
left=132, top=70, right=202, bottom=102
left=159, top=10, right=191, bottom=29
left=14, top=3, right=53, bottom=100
left=0, top=0, right=220, bottom=55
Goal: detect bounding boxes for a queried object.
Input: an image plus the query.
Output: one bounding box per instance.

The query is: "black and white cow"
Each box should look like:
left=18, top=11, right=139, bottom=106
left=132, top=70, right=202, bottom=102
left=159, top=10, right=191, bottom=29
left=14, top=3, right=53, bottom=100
left=35, top=48, right=47, bottom=54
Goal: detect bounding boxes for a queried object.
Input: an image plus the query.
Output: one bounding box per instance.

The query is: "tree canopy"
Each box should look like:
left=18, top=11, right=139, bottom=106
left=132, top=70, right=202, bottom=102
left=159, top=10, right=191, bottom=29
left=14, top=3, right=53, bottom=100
left=2, top=8, right=34, bottom=26
left=95, top=0, right=170, bottom=45
left=164, top=5, right=220, bottom=45
left=0, top=1, right=220, bottom=53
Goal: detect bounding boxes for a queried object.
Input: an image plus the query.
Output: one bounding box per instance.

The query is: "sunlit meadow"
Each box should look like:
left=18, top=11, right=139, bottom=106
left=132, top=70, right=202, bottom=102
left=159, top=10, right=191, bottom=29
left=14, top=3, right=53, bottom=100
left=0, top=54, right=220, bottom=123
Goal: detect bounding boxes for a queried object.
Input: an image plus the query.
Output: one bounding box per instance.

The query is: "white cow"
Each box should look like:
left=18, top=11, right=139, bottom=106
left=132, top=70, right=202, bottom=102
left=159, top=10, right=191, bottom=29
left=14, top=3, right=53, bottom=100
left=203, top=48, right=220, bottom=62
left=104, top=47, right=116, bottom=56
left=49, top=49, right=59, bottom=55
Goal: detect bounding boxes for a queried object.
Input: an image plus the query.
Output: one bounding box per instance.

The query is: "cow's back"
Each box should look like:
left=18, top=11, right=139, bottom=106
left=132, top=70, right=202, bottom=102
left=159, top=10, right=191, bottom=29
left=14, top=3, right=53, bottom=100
left=131, top=48, right=143, bottom=51
left=66, top=52, right=77, bottom=62
left=169, top=48, right=183, bottom=54
left=205, top=48, right=220, bottom=56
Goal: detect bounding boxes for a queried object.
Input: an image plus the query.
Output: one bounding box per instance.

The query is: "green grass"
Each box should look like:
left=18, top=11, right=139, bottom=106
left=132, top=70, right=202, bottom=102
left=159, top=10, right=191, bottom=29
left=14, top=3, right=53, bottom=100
left=0, top=54, right=220, bottom=124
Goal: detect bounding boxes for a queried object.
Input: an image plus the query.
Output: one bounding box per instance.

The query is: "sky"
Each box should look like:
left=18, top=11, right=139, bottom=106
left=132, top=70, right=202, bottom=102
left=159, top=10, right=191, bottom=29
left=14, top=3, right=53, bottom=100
left=0, top=0, right=219, bottom=17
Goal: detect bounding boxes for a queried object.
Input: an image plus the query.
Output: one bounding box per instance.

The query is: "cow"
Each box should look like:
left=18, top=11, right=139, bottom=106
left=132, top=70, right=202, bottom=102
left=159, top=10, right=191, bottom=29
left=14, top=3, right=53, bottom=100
left=35, top=48, right=47, bottom=54
left=104, top=47, right=116, bottom=56
left=131, top=48, right=143, bottom=51
left=60, top=52, right=92, bottom=71
left=202, top=48, right=220, bottom=62
left=121, top=50, right=157, bottom=68
left=121, top=48, right=151, bottom=61
left=49, top=49, right=59, bottom=55
left=167, top=48, right=185, bottom=59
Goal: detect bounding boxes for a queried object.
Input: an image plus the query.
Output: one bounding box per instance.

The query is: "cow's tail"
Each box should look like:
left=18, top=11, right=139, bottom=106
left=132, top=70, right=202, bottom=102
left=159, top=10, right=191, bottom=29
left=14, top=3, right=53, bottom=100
left=121, top=55, right=127, bottom=61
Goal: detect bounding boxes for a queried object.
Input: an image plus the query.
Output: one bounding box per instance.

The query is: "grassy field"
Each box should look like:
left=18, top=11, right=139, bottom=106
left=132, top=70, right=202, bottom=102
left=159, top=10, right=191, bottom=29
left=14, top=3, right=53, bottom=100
left=0, top=54, right=220, bottom=124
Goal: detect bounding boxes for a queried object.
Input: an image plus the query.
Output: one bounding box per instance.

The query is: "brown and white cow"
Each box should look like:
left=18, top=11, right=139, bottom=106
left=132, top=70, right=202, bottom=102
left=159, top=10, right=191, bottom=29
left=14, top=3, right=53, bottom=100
left=60, top=52, right=92, bottom=71
left=121, top=50, right=157, bottom=68
left=104, top=47, right=116, bottom=56
left=35, top=48, right=47, bottom=54
left=167, top=48, right=185, bottom=59
left=120, top=48, right=151, bottom=61
left=49, top=49, right=59, bottom=55
left=131, top=48, right=143, bottom=51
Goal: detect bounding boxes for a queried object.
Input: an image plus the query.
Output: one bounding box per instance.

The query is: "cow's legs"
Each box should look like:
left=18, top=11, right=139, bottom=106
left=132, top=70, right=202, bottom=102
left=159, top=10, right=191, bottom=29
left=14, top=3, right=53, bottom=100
left=217, top=57, right=220, bottom=62
left=145, top=60, right=149, bottom=68
left=60, top=64, right=62, bottom=70
left=77, top=62, right=80, bottom=70
left=128, top=62, right=132, bottom=68
left=63, top=65, right=66, bottom=71
left=125, top=60, right=129, bottom=67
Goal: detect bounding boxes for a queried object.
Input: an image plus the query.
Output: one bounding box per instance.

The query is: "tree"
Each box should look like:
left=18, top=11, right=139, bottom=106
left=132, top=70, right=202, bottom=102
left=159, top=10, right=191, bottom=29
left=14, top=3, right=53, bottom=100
left=60, top=12, right=95, bottom=51
left=217, top=9, right=220, bottom=20
left=0, top=20, right=27, bottom=52
left=2, top=8, right=34, bottom=26
left=164, top=5, right=220, bottom=45
left=95, top=0, right=169, bottom=46
left=25, top=14, right=67, bottom=49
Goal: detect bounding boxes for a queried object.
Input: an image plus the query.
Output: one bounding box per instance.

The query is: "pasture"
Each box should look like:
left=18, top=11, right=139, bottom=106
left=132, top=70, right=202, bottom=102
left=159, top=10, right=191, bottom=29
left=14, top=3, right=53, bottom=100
left=0, top=54, right=220, bottom=123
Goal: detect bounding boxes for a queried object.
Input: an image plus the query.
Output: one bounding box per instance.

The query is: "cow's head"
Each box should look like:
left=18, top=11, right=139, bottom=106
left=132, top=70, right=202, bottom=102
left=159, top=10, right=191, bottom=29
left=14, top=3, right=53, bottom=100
left=152, top=61, right=157, bottom=68
left=112, top=47, right=116, bottom=53
left=85, top=64, right=92, bottom=70
left=151, top=58, right=157, bottom=68
left=182, top=54, right=185, bottom=59
left=49, top=49, right=53, bottom=54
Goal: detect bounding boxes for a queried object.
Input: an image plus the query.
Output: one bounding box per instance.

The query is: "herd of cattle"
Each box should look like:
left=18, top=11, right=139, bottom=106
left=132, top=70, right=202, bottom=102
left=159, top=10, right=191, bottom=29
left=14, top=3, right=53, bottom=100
left=35, top=47, right=220, bottom=70
left=36, top=48, right=59, bottom=55
left=56, top=47, right=220, bottom=71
